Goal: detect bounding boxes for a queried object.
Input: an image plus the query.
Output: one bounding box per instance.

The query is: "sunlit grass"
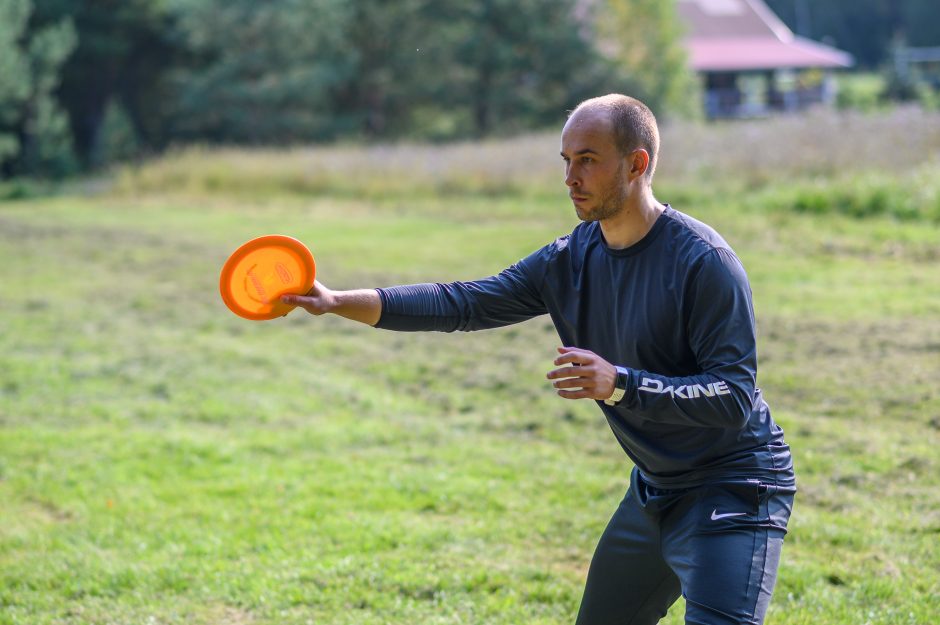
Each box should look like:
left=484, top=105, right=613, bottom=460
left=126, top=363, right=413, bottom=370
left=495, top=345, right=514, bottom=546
left=2, top=111, right=939, bottom=623
left=110, top=106, right=940, bottom=200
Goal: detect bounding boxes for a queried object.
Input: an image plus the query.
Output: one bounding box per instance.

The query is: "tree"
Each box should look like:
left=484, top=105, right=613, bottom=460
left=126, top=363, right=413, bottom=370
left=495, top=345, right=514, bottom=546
left=0, top=0, right=32, bottom=166
left=0, top=0, right=76, bottom=177
left=154, top=0, right=612, bottom=143
left=334, top=0, right=437, bottom=137
left=594, top=0, right=699, bottom=118
left=765, top=0, right=940, bottom=69
left=422, top=0, right=612, bottom=137
left=898, top=0, right=940, bottom=47
left=6, top=0, right=701, bottom=169
left=165, top=0, right=357, bottom=144
left=30, top=0, right=173, bottom=168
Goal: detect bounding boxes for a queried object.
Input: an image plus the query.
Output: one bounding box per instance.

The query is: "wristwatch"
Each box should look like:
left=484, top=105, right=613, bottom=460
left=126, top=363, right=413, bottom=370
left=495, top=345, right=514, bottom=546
left=604, top=366, right=631, bottom=406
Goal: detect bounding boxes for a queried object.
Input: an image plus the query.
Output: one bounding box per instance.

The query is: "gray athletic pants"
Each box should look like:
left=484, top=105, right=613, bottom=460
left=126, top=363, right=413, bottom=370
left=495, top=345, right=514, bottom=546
left=575, top=468, right=795, bottom=625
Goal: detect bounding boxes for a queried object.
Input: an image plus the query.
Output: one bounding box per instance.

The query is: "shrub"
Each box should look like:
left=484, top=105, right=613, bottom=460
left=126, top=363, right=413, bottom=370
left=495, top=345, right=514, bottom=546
left=765, top=168, right=940, bottom=222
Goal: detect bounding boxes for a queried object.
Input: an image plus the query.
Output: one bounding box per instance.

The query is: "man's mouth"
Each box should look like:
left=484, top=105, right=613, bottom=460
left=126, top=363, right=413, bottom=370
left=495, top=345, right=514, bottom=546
left=570, top=194, right=589, bottom=203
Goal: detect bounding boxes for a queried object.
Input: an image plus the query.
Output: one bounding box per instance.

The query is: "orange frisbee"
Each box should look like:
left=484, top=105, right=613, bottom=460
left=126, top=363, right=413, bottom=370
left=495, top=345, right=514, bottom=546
left=219, top=235, right=316, bottom=320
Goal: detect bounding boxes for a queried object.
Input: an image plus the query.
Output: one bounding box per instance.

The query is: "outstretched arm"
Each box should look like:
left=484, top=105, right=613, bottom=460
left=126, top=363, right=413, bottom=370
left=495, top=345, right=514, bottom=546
left=283, top=258, right=546, bottom=332
left=282, top=281, right=382, bottom=326
left=289, top=245, right=551, bottom=333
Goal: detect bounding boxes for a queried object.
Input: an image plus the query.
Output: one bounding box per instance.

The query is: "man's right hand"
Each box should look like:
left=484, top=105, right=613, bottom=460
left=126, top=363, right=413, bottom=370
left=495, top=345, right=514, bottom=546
left=282, top=281, right=383, bottom=326
left=281, top=280, right=336, bottom=316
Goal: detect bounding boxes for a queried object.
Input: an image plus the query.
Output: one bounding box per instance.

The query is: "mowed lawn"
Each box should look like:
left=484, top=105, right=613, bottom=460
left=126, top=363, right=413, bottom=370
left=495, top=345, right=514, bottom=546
left=1, top=137, right=939, bottom=624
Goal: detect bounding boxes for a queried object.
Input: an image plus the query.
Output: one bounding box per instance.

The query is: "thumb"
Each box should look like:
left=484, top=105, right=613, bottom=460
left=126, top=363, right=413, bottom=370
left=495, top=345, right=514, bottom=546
left=283, top=280, right=324, bottom=304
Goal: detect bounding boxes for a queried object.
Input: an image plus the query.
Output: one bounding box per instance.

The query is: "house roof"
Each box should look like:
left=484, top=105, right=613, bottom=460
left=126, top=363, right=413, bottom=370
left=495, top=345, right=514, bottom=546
left=677, top=0, right=853, bottom=71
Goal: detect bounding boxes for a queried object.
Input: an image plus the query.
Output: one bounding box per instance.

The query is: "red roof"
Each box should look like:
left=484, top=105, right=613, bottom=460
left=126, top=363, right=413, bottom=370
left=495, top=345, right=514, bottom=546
left=687, top=36, right=853, bottom=71
left=678, top=0, right=853, bottom=71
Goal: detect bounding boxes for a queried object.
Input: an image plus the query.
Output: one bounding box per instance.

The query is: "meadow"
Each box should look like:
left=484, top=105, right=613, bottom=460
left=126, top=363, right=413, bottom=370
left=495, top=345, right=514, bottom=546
left=1, top=106, right=938, bottom=624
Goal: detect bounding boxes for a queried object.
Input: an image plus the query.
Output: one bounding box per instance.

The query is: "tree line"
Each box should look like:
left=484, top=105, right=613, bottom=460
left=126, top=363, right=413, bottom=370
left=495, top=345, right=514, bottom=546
left=765, top=0, right=940, bottom=69
left=2, top=0, right=938, bottom=178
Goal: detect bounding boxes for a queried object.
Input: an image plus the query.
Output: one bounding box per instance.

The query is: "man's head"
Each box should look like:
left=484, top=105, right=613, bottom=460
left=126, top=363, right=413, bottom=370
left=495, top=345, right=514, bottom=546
left=560, top=94, right=660, bottom=222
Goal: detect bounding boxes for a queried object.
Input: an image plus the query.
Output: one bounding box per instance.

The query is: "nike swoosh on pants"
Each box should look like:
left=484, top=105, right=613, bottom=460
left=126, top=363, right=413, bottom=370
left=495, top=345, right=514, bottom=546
left=710, top=509, right=747, bottom=520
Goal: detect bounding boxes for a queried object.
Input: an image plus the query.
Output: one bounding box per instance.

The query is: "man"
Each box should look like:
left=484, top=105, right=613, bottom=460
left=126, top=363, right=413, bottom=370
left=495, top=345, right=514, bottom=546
left=283, top=94, right=795, bottom=625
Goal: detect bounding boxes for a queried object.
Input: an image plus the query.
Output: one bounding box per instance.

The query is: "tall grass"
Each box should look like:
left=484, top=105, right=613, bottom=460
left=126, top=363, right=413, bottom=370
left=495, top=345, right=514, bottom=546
left=112, top=106, right=940, bottom=206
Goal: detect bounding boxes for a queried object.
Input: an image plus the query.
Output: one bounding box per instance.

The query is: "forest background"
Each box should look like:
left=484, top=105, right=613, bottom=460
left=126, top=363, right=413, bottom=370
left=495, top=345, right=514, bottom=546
left=2, top=0, right=940, bottom=179
left=2, top=1, right=939, bottom=624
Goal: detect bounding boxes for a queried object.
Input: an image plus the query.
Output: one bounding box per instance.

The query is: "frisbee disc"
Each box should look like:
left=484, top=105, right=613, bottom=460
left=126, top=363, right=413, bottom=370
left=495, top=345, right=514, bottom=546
left=219, top=235, right=316, bottom=321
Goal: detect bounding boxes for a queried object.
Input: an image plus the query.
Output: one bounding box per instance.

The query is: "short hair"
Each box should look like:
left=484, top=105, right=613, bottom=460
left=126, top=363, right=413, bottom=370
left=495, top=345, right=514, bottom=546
left=570, top=94, right=660, bottom=181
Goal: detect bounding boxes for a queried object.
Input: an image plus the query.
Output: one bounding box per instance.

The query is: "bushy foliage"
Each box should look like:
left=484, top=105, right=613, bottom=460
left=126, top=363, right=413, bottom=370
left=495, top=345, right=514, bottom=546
left=835, top=73, right=888, bottom=112
left=5, top=0, right=661, bottom=173
left=767, top=172, right=940, bottom=222
left=0, top=0, right=76, bottom=177
left=0, top=0, right=31, bottom=164
left=595, top=0, right=700, bottom=118
left=162, top=0, right=611, bottom=143
left=766, top=0, right=940, bottom=69
left=9, top=0, right=940, bottom=178
left=164, top=0, right=357, bottom=144
left=94, top=100, right=140, bottom=166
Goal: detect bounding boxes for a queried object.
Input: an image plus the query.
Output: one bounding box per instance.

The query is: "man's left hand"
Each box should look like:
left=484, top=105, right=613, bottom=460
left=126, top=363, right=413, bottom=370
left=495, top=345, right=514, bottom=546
left=546, top=346, right=616, bottom=401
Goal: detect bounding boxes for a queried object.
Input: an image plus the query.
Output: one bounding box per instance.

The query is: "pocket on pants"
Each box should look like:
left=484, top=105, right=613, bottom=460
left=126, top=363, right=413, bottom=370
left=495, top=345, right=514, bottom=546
left=693, top=480, right=792, bottom=535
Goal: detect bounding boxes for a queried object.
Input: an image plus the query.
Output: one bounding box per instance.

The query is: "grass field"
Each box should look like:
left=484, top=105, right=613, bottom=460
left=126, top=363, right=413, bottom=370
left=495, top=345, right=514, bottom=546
left=1, top=109, right=939, bottom=624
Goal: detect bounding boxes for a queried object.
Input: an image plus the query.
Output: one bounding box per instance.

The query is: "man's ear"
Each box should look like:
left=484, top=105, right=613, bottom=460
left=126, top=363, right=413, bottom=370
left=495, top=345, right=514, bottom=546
left=627, top=149, right=650, bottom=181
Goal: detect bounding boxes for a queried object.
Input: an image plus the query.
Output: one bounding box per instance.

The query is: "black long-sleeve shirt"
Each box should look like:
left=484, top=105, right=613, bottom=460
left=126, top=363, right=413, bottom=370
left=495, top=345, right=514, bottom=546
left=375, top=206, right=794, bottom=488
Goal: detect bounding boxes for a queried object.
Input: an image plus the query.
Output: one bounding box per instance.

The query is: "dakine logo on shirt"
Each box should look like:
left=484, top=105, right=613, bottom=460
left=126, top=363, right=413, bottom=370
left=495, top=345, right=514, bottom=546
left=638, top=377, right=732, bottom=399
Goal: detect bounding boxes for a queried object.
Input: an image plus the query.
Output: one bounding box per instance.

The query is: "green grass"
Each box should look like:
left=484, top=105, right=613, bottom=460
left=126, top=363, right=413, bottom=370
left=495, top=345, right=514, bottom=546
left=1, top=145, right=939, bottom=624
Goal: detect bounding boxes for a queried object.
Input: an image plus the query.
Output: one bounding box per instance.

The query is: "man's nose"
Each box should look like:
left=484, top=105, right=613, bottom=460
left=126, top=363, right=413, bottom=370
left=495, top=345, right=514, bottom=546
left=565, top=167, right=579, bottom=188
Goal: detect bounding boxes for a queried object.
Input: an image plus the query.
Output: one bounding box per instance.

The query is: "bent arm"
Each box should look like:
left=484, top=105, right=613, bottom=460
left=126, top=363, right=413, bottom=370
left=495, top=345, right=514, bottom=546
left=617, top=248, right=759, bottom=429
left=613, top=369, right=753, bottom=429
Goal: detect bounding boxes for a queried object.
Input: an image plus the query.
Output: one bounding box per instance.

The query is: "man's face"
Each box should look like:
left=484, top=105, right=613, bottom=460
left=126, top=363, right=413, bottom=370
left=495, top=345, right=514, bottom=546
left=560, top=109, right=628, bottom=222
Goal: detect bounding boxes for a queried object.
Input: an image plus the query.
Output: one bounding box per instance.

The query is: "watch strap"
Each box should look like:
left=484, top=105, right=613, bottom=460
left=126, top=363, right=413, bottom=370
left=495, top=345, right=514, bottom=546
left=604, top=366, right=630, bottom=406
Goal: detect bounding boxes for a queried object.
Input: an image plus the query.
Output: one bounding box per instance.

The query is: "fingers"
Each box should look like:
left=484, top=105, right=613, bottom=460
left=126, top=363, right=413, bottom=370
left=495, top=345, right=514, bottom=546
left=548, top=346, right=614, bottom=401
left=547, top=361, right=596, bottom=398
left=547, top=352, right=596, bottom=378
left=556, top=388, right=596, bottom=400
left=553, top=351, right=593, bottom=366
left=281, top=293, right=316, bottom=306
left=547, top=347, right=597, bottom=388
left=280, top=293, right=327, bottom=315
left=551, top=375, right=596, bottom=390
left=546, top=365, right=592, bottom=380
left=554, top=347, right=599, bottom=367
left=280, top=279, right=326, bottom=303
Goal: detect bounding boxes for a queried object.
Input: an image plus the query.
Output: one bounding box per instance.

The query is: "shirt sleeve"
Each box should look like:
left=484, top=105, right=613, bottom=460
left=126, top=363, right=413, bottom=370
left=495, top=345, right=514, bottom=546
left=615, top=248, right=758, bottom=429
left=374, top=246, right=550, bottom=332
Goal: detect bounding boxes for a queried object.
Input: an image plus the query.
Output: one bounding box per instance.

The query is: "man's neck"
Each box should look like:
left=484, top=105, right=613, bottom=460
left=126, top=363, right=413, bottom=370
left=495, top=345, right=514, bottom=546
left=598, top=189, right=664, bottom=250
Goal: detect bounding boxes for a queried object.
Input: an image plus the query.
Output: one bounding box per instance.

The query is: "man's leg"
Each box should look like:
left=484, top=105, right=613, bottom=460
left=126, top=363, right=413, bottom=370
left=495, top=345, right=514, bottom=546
left=662, top=481, right=795, bottom=625
left=575, top=474, right=682, bottom=625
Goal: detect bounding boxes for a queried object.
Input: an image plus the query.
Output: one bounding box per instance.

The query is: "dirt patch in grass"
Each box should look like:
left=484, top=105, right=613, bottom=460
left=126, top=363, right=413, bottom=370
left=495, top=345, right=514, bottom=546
left=203, top=605, right=256, bottom=625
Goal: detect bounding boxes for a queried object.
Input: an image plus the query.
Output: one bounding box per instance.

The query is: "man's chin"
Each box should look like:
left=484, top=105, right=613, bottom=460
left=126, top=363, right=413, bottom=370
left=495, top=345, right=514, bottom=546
left=574, top=204, right=605, bottom=223
left=573, top=203, right=594, bottom=222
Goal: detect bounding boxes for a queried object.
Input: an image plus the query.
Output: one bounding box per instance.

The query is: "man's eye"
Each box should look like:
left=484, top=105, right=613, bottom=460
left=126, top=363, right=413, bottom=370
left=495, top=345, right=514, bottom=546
left=581, top=157, right=593, bottom=164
